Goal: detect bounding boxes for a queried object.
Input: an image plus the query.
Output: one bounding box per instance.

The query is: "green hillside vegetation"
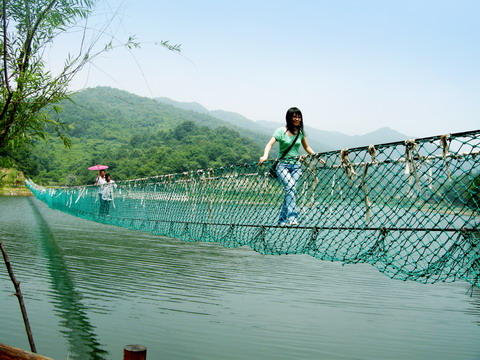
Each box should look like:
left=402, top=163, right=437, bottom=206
left=107, top=121, right=259, bottom=180
left=3, top=87, right=263, bottom=185
left=1, top=86, right=415, bottom=187
left=65, top=87, right=270, bottom=145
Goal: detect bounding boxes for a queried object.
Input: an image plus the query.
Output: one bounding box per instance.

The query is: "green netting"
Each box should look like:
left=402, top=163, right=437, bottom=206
left=26, top=130, right=480, bottom=288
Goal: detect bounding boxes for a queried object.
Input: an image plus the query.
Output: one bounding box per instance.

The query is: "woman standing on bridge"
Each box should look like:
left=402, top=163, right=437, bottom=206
left=259, top=107, right=317, bottom=226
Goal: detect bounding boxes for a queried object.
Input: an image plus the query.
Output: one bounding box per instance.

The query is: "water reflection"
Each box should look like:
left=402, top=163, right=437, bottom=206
left=28, top=198, right=108, bottom=359
left=1, top=197, right=479, bottom=360
left=467, top=290, right=480, bottom=325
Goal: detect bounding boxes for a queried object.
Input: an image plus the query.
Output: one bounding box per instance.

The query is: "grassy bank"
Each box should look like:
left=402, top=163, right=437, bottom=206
left=0, top=186, right=32, bottom=196
left=1, top=168, right=31, bottom=196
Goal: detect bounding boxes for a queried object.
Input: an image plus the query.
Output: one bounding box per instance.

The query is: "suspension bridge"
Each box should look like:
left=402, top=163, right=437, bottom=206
left=26, top=130, right=480, bottom=289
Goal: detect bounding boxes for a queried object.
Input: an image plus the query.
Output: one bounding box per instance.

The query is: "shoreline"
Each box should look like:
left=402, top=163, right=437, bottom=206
left=0, top=186, right=33, bottom=196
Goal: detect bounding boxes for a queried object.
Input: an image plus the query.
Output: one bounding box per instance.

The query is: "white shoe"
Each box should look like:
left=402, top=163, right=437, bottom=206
left=289, top=220, right=299, bottom=226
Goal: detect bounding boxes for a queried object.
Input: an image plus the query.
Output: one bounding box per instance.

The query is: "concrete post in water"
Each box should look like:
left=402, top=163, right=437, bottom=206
left=124, top=345, right=147, bottom=360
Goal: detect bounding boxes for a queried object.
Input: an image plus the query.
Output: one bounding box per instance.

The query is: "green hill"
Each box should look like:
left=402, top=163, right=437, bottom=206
left=5, top=86, right=410, bottom=186
left=10, top=87, right=265, bottom=185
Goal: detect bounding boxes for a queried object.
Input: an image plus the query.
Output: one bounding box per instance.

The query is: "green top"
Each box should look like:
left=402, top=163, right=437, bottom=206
left=273, top=127, right=304, bottom=164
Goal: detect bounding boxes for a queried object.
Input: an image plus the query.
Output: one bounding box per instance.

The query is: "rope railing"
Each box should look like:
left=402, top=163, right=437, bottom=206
left=26, top=129, right=480, bottom=288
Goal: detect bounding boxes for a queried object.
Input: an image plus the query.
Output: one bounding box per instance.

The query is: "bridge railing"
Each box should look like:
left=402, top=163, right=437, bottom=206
left=27, top=130, right=480, bottom=288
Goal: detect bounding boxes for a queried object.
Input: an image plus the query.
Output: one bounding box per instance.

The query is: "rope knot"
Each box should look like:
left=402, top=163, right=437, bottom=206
left=440, top=134, right=452, bottom=180
left=404, top=139, right=421, bottom=191
left=340, top=149, right=357, bottom=181
left=368, top=144, right=377, bottom=162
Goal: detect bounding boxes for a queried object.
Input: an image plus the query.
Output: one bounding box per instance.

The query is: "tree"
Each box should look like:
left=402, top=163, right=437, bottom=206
left=1, top=0, right=92, bottom=150
left=0, top=0, right=179, bottom=152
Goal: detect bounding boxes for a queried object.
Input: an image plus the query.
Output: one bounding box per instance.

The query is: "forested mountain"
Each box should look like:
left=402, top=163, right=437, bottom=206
left=10, top=87, right=266, bottom=185
left=6, top=87, right=410, bottom=186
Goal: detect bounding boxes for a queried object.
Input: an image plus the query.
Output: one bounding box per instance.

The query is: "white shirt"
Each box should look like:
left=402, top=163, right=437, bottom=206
left=102, top=180, right=117, bottom=201
left=96, top=176, right=107, bottom=193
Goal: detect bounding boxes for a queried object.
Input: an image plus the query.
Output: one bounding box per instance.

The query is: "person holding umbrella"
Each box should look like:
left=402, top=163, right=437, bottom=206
left=95, top=169, right=106, bottom=185
left=89, top=164, right=109, bottom=185
left=88, top=164, right=109, bottom=214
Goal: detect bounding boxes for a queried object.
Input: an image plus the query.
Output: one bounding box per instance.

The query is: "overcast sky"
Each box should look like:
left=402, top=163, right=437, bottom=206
left=49, top=0, right=479, bottom=138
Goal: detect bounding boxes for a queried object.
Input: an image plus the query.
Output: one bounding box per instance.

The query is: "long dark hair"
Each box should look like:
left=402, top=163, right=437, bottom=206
left=285, top=107, right=304, bottom=135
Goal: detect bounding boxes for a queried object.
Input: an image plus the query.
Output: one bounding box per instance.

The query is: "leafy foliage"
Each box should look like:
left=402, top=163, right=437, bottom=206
left=109, top=121, right=259, bottom=180
left=0, top=0, right=179, bottom=152
left=0, top=0, right=96, bottom=150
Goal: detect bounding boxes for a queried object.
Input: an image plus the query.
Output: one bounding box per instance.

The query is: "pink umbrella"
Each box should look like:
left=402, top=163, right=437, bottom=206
left=88, top=164, right=109, bottom=171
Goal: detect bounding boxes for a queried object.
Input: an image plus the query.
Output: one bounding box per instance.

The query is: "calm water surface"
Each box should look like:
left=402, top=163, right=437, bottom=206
left=0, top=196, right=479, bottom=360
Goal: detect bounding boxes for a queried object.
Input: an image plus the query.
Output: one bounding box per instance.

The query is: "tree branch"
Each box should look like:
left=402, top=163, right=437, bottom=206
left=0, top=242, right=37, bottom=353
left=19, top=0, right=59, bottom=74
left=1, top=0, right=12, bottom=92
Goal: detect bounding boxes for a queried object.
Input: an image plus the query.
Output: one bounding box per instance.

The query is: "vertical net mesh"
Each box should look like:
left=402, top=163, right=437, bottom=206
left=27, top=130, right=480, bottom=288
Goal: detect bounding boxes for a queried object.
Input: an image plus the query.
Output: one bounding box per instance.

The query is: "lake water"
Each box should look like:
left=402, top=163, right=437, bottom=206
left=1, top=196, right=479, bottom=360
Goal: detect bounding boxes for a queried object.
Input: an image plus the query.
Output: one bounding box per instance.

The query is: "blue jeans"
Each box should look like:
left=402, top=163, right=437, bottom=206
left=276, top=162, right=302, bottom=224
